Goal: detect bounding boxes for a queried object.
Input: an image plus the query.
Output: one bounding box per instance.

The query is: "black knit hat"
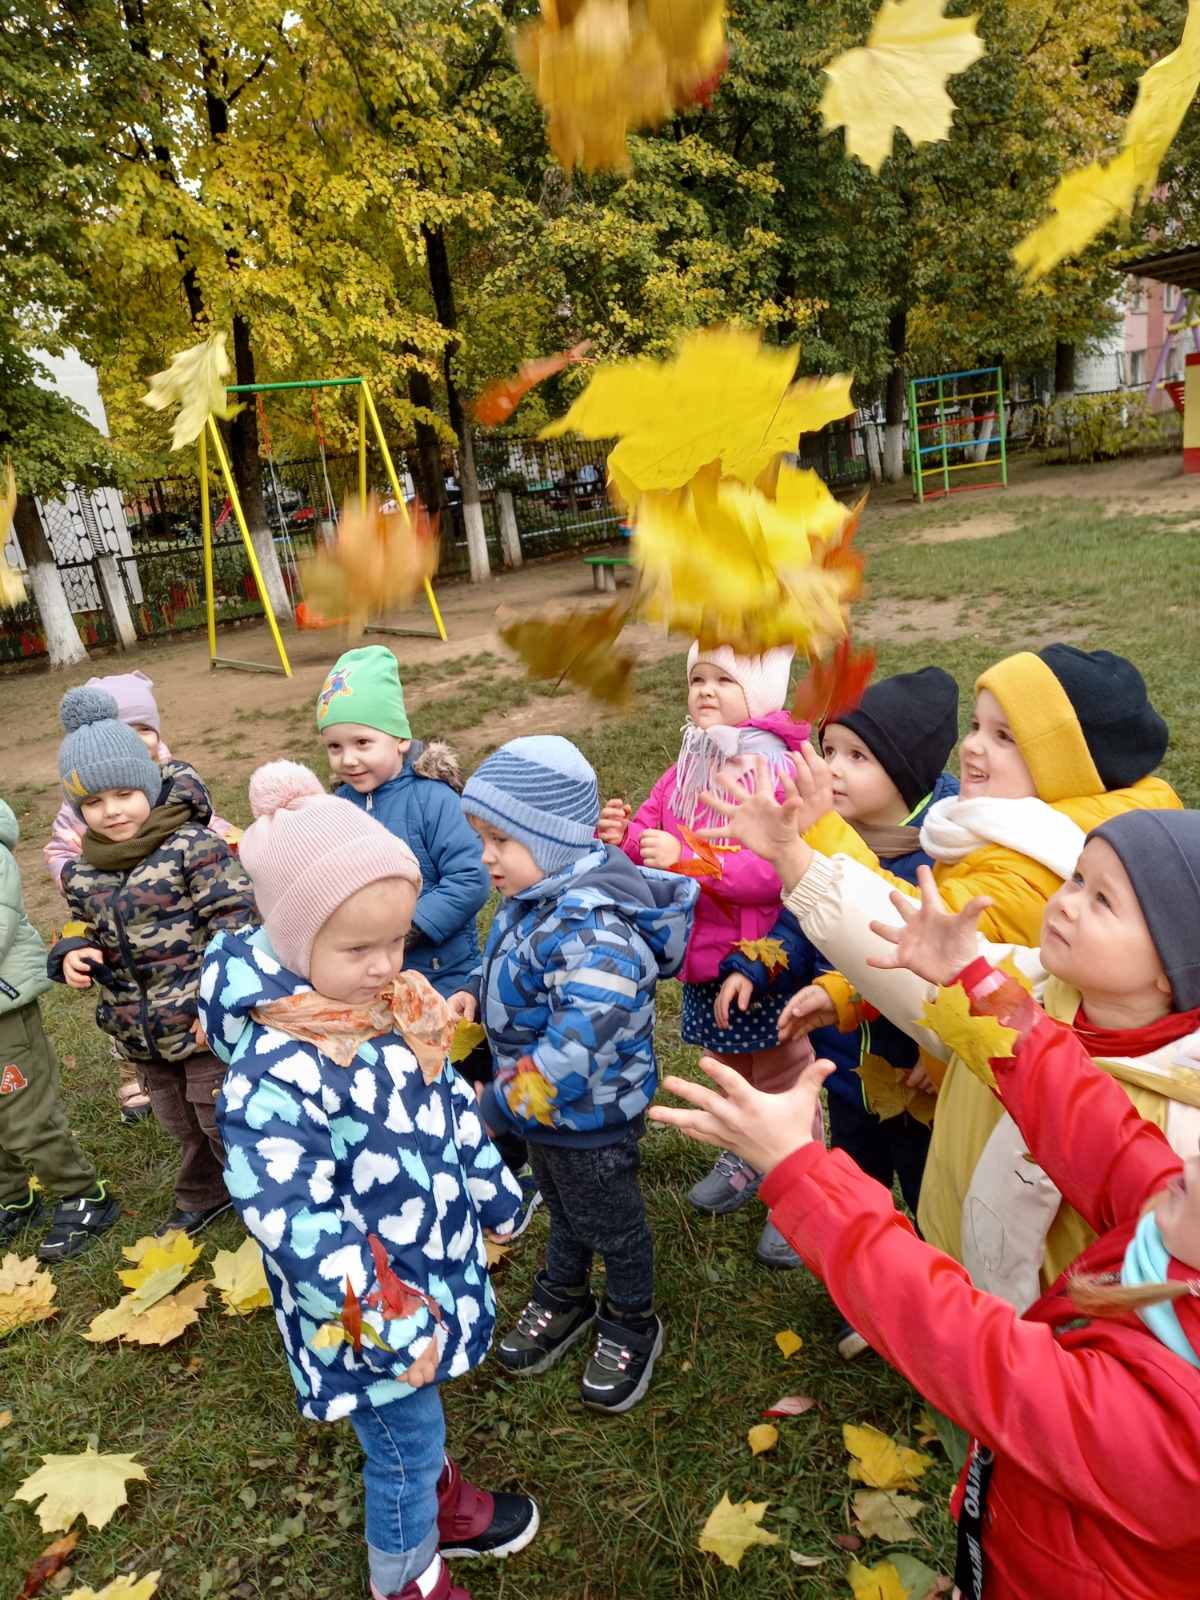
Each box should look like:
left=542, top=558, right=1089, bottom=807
left=1040, top=645, right=1168, bottom=791
left=1090, top=810, right=1200, bottom=1011
left=829, top=667, right=959, bottom=812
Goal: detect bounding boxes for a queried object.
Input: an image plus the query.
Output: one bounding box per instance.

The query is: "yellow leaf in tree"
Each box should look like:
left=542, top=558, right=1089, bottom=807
left=68, top=1575, right=160, bottom=1600
left=118, top=1230, right=202, bottom=1288
left=851, top=1488, right=926, bottom=1540
left=697, top=1493, right=781, bottom=1569
left=819, top=0, right=984, bottom=174
left=735, top=937, right=790, bottom=974
left=449, top=1020, right=487, bottom=1065
left=747, top=1423, right=779, bottom=1455
left=0, top=1253, right=57, bottom=1337
left=775, top=1328, right=803, bottom=1358
left=142, top=334, right=240, bottom=451
left=848, top=1557, right=913, bottom=1600
left=209, top=1237, right=271, bottom=1316
left=843, top=1423, right=934, bottom=1491
left=915, top=983, right=1018, bottom=1091
left=506, top=1062, right=558, bottom=1127
left=12, top=1444, right=148, bottom=1533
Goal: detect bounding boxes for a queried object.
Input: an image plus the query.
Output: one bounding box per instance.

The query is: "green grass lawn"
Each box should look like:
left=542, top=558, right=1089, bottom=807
left=2, top=483, right=1198, bottom=1596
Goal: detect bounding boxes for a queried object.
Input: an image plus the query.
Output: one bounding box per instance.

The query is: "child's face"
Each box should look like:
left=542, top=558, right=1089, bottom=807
left=1153, top=1148, right=1200, bottom=1270
left=131, top=724, right=159, bottom=755
left=1040, top=837, right=1171, bottom=1012
left=308, top=878, right=415, bottom=1003
left=79, top=788, right=151, bottom=841
left=821, top=724, right=907, bottom=827
left=469, top=819, right=544, bottom=896
left=958, top=689, right=1037, bottom=800
left=688, top=662, right=749, bottom=729
left=320, top=723, right=411, bottom=793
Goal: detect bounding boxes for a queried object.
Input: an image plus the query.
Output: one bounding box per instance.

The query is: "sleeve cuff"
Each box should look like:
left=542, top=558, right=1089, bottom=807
left=781, top=850, right=839, bottom=921
left=759, top=1141, right=828, bottom=1209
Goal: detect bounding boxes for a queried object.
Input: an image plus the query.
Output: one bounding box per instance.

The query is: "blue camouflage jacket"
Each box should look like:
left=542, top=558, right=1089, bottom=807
left=338, top=741, right=489, bottom=997
left=199, top=926, right=521, bottom=1422
left=471, top=846, right=698, bottom=1148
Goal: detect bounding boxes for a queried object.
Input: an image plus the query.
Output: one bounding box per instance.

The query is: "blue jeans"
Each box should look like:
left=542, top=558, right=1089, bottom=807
left=349, top=1385, right=446, bottom=1593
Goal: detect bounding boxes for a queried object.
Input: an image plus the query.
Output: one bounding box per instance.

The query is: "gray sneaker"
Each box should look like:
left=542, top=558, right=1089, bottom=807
left=755, top=1217, right=802, bottom=1270
left=496, top=1274, right=597, bottom=1376
left=688, top=1150, right=762, bottom=1215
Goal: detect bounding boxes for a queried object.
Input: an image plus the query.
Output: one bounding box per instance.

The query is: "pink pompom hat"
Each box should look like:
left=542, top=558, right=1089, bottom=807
left=239, top=760, right=422, bottom=977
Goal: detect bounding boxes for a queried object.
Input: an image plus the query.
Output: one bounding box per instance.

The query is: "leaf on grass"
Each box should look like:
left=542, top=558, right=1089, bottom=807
left=851, top=1489, right=926, bottom=1541
left=763, top=1394, right=817, bottom=1417
left=12, top=1446, right=148, bottom=1534
left=819, top=0, right=984, bottom=174
left=0, top=1408, right=11, bottom=1427
left=0, top=1253, right=57, bottom=1337
left=448, top=1020, right=486, bottom=1065
left=848, top=1557, right=912, bottom=1600
left=735, top=937, right=790, bottom=974
left=843, top=1423, right=934, bottom=1491
left=498, top=600, right=636, bottom=707
left=915, top=1407, right=939, bottom=1446
left=121, top=1282, right=207, bottom=1346
left=117, top=1230, right=202, bottom=1289
left=69, top=1576, right=160, bottom=1600
left=747, top=1424, right=779, bottom=1456
left=794, top=637, right=877, bottom=725
left=485, top=1235, right=512, bottom=1268
left=890, top=1553, right=953, bottom=1600
left=474, top=340, right=593, bottom=425
left=17, top=1529, right=79, bottom=1598
left=915, top=983, right=1018, bottom=1090
left=790, top=1549, right=828, bottom=1567
left=697, top=1493, right=781, bottom=1569
left=142, top=334, right=239, bottom=450
left=774, top=1329, right=803, bottom=1359
left=209, top=1237, right=271, bottom=1316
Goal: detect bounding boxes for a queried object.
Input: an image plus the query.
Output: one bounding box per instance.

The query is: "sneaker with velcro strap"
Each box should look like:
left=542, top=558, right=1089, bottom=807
left=687, top=1149, right=762, bottom=1215
left=436, top=1455, right=539, bottom=1560
left=580, top=1309, right=664, bottom=1413
left=495, top=1273, right=596, bottom=1376
left=37, top=1182, right=120, bottom=1262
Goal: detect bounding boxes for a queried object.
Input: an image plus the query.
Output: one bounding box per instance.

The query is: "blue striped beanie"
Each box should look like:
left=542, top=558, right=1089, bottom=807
left=462, top=736, right=599, bottom=877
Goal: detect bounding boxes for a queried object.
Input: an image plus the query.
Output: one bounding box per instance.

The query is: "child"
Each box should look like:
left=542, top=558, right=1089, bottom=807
left=47, top=687, right=256, bottom=1236
left=597, top=643, right=812, bottom=1268
left=454, top=736, right=697, bottom=1412
left=704, top=752, right=1200, bottom=1309
left=716, top=666, right=959, bottom=1301
left=652, top=861, right=1200, bottom=1600
left=200, top=761, right=537, bottom=1600
left=44, top=669, right=235, bottom=1127
left=0, top=797, right=119, bottom=1262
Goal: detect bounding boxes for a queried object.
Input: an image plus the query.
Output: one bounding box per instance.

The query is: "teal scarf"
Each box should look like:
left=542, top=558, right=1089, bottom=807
left=1121, top=1211, right=1200, bottom=1370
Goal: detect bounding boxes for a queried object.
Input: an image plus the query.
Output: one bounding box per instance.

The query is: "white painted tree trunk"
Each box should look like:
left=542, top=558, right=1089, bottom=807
left=95, top=553, right=137, bottom=648
left=456, top=423, right=491, bottom=584
left=247, top=520, right=293, bottom=622
left=882, top=422, right=906, bottom=482
left=13, top=496, right=88, bottom=667
left=863, top=421, right=884, bottom=484
left=497, top=489, right=523, bottom=569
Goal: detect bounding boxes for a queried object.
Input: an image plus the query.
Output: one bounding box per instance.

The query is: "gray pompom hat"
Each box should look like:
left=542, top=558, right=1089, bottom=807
left=58, top=686, right=161, bottom=814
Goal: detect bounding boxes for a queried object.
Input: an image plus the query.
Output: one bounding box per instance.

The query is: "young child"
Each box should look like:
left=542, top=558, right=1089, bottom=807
left=597, top=643, right=811, bottom=1268
left=0, top=797, right=119, bottom=1262
left=44, top=669, right=235, bottom=1127
left=199, top=761, right=537, bottom=1600
left=47, top=687, right=256, bottom=1236
left=716, top=666, right=959, bottom=1302
left=454, top=736, right=697, bottom=1412
left=652, top=859, right=1200, bottom=1600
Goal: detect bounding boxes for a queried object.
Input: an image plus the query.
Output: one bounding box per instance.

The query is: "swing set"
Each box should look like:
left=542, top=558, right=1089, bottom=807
left=198, top=374, right=448, bottom=678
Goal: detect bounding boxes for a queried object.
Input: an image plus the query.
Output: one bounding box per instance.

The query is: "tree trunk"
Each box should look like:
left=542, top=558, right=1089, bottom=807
left=1055, top=340, right=1075, bottom=396
left=422, top=224, right=490, bottom=583
left=882, top=308, right=908, bottom=482
left=406, top=364, right=450, bottom=522
left=863, top=417, right=883, bottom=484
left=12, top=495, right=88, bottom=667
left=228, top=313, right=292, bottom=622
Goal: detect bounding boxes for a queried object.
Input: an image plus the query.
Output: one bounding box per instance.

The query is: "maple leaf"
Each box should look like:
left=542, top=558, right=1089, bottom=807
left=121, top=1282, right=207, bottom=1346
left=499, top=600, right=636, bottom=707
left=819, top=0, right=984, bottom=174
left=747, top=1423, right=778, bottom=1456
left=13, top=1446, right=148, bottom=1533
left=69, top=1577, right=160, bottom=1600
left=915, top=983, right=1018, bottom=1090
left=118, top=1230, right=202, bottom=1288
left=795, top=637, right=877, bottom=725
left=775, top=1329, right=803, bottom=1359
left=858, top=1054, right=935, bottom=1128
left=367, top=1235, right=445, bottom=1326
left=505, top=1059, right=559, bottom=1127
left=0, top=460, right=26, bottom=609
left=843, top=1424, right=934, bottom=1491
left=17, top=1529, right=79, bottom=1598
left=735, top=937, right=790, bottom=975
left=474, top=340, right=592, bottom=425
left=671, top=825, right=724, bottom=880
left=449, top=1020, right=486, bottom=1065
left=763, top=1393, right=817, bottom=1417
left=209, top=1238, right=271, bottom=1316
left=852, top=1488, right=926, bottom=1541
left=848, top=1557, right=912, bottom=1600
left=698, top=1493, right=781, bottom=1569
left=142, top=334, right=240, bottom=451
left=302, top=494, right=438, bottom=633
left=485, top=1235, right=512, bottom=1269
left=0, top=1253, right=57, bottom=1337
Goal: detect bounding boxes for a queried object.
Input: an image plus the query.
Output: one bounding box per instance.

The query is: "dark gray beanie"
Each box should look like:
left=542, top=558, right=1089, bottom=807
left=1090, top=810, right=1200, bottom=1011
left=58, top=687, right=161, bottom=815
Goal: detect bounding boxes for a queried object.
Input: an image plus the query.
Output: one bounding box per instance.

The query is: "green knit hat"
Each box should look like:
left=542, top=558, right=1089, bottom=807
left=315, top=646, right=411, bottom=738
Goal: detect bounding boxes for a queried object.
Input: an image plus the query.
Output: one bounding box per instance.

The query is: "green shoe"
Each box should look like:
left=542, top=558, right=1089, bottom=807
left=495, top=1273, right=596, bottom=1376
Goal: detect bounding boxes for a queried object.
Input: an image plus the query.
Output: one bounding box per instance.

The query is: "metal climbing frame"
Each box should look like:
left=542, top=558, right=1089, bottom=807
left=907, top=365, right=1008, bottom=504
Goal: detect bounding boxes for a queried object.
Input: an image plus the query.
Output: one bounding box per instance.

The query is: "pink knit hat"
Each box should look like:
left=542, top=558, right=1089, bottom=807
left=239, top=761, right=422, bottom=978
left=686, top=643, right=795, bottom=720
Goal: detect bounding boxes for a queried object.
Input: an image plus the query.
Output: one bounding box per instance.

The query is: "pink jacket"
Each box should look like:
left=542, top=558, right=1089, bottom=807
left=44, top=739, right=237, bottom=889
left=621, top=711, right=807, bottom=984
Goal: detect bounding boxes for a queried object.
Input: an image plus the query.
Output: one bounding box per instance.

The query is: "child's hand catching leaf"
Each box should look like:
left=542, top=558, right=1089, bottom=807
left=446, top=991, right=478, bottom=1023
left=638, top=828, right=683, bottom=869
left=651, top=1056, right=835, bottom=1177
left=867, top=864, right=992, bottom=988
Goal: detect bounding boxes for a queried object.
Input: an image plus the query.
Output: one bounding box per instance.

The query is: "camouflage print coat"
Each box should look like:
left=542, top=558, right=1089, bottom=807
left=48, top=766, right=257, bottom=1064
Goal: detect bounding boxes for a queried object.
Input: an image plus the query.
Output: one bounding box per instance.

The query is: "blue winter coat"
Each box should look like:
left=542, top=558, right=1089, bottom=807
left=337, top=741, right=489, bottom=996
left=199, top=925, right=521, bottom=1422
left=472, top=846, right=698, bottom=1148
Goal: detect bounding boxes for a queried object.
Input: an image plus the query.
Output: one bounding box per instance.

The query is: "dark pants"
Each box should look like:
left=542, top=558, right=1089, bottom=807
left=456, top=1039, right=527, bottom=1177
left=138, top=1050, right=228, bottom=1211
left=0, top=1000, right=97, bottom=1206
left=527, top=1120, right=653, bottom=1313
left=827, top=1091, right=930, bottom=1218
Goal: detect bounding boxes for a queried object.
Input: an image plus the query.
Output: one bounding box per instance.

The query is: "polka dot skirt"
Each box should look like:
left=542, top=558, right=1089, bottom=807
left=681, top=978, right=789, bottom=1053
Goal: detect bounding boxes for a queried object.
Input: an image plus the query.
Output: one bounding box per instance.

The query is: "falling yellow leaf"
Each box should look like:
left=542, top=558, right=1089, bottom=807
left=505, top=1060, right=559, bottom=1126
left=697, top=1493, right=781, bottom=1569
left=142, top=334, right=239, bottom=451
left=0, top=460, right=26, bottom=610
left=0, top=1253, right=57, bottom=1337
left=69, top=1576, right=161, bottom=1600
left=819, top=0, right=984, bottom=173
left=851, top=1488, right=926, bottom=1541
left=209, top=1237, right=271, bottom=1316
left=844, top=1423, right=934, bottom=1491
left=498, top=600, right=636, bottom=707
left=848, top=1557, right=913, bottom=1600
left=747, top=1423, right=779, bottom=1456
left=734, top=937, right=790, bottom=974
left=118, top=1230, right=202, bottom=1288
left=449, top=1020, right=487, bottom=1065
left=915, top=983, right=1018, bottom=1090
left=12, top=1445, right=148, bottom=1533
left=775, top=1329, right=803, bottom=1359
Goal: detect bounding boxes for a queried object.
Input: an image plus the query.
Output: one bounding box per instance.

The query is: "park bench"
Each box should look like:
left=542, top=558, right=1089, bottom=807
left=583, top=553, right=631, bottom=592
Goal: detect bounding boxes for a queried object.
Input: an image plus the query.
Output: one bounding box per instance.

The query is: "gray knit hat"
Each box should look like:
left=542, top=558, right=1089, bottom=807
left=462, top=735, right=599, bottom=878
left=58, top=687, right=161, bottom=814
left=1090, top=809, right=1200, bottom=1011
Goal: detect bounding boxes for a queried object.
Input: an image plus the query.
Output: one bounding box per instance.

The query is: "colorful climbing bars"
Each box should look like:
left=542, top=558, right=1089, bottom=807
left=907, top=365, right=1008, bottom=503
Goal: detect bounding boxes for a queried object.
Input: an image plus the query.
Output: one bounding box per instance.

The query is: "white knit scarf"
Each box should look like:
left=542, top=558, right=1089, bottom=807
left=918, top=795, right=1087, bottom=881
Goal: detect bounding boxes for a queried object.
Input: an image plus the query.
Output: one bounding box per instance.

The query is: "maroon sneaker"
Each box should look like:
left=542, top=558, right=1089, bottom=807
left=437, top=1456, right=540, bottom=1560
left=370, top=1553, right=470, bottom=1600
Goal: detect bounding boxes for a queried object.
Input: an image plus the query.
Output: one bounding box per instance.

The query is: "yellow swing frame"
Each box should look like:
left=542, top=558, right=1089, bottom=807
left=200, top=375, right=448, bottom=678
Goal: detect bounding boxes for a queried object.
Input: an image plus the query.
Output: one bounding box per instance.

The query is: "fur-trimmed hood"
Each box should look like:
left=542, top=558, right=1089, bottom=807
left=410, top=738, right=464, bottom=793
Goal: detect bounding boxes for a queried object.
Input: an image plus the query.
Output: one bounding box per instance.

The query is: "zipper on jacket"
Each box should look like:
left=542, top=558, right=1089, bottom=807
left=111, top=881, right=160, bottom=1062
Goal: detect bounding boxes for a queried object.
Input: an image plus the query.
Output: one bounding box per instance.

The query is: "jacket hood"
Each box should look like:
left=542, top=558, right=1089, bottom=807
left=744, top=710, right=811, bottom=753
left=159, top=762, right=214, bottom=827
left=0, top=800, right=17, bottom=851
left=201, top=926, right=310, bottom=1043
left=411, top=738, right=464, bottom=792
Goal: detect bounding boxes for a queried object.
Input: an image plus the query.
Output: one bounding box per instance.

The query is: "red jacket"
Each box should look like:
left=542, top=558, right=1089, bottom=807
left=761, top=999, right=1200, bottom=1600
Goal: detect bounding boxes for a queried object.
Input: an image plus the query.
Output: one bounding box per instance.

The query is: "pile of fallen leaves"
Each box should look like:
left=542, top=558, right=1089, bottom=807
left=83, top=1231, right=269, bottom=1347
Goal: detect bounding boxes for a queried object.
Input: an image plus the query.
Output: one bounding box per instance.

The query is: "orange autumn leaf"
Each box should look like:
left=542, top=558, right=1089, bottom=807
left=816, top=494, right=868, bottom=600
left=671, top=824, right=724, bottom=879
left=499, top=600, right=636, bottom=707
left=793, top=637, right=876, bottom=724
left=367, top=1235, right=445, bottom=1325
left=18, top=1529, right=79, bottom=1598
left=341, top=1276, right=364, bottom=1353
left=301, top=493, right=438, bottom=631
left=506, top=1058, right=559, bottom=1127
left=474, top=340, right=593, bottom=425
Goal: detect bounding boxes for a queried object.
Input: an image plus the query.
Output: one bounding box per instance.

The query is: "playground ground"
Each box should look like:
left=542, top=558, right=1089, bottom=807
left=1, top=450, right=1199, bottom=1597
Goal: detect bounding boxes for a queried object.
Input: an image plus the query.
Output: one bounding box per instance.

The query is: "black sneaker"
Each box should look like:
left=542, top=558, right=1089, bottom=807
left=495, top=1274, right=596, bottom=1375
left=506, top=1168, right=542, bottom=1241
left=0, top=1191, right=44, bottom=1246
left=37, top=1183, right=120, bottom=1262
left=580, top=1309, right=664, bottom=1413
left=155, top=1199, right=233, bottom=1237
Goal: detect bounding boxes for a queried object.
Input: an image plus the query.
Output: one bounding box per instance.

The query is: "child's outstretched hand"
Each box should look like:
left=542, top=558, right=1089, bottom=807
left=63, top=946, right=103, bottom=989
left=777, top=984, right=837, bottom=1040
left=597, top=798, right=631, bottom=845
left=698, top=744, right=834, bottom=875
left=715, top=972, right=753, bottom=1029
left=867, top=865, right=992, bottom=988
left=651, top=1056, right=835, bottom=1176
